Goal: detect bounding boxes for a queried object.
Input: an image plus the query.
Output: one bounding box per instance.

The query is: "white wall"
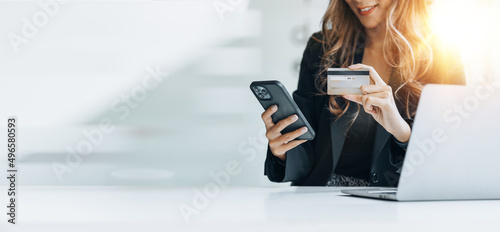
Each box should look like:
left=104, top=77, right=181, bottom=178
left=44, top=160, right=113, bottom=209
left=0, top=0, right=329, bottom=186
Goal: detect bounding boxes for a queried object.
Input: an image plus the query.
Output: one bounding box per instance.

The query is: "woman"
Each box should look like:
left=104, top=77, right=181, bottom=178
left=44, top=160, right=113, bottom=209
left=261, top=0, right=465, bottom=186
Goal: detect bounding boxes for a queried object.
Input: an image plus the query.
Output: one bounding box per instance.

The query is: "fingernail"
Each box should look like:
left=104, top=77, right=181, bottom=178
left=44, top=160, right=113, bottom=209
left=301, top=127, right=308, bottom=132
left=292, top=115, right=298, bottom=121
left=271, top=105, right=277, bottom=110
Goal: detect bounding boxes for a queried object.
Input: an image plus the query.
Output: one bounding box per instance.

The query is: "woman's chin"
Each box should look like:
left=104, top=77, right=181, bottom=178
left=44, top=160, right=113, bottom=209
left=361, top=21, right=382, bottom=30
left=363, top=22, right=378, bottom=29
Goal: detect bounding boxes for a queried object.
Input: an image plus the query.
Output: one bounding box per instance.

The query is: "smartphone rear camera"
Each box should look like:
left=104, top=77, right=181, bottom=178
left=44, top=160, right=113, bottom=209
left=253, top=86, right=271, bottom=100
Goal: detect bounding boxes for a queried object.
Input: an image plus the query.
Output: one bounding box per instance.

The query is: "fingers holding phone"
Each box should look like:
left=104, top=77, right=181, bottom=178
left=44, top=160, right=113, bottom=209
left=261, top=105, right=308, bottom=161
left=251, top=80, right=315, bottom=161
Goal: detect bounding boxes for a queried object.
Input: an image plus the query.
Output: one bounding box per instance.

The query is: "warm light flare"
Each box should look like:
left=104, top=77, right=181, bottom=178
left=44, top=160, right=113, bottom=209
left=430, top=0, right=500, bottom=84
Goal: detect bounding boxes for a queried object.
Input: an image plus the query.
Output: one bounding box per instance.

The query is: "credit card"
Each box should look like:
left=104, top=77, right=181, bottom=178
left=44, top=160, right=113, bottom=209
left=327, top=68, right=370, bottom=95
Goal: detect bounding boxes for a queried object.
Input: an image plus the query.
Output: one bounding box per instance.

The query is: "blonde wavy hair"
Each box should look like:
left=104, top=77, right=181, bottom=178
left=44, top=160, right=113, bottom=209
left=315, top=0, right=455, bottom=122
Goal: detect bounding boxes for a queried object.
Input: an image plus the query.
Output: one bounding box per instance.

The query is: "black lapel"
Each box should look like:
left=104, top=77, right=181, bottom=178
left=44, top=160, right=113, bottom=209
left=330, top=104, right=352, bottom=170
left=372, top=123, right=391, bottom=162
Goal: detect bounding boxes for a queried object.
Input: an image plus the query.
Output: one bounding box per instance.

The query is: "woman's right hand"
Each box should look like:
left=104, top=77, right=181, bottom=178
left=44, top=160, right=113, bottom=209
left=261, top=104, right=309, bottom=161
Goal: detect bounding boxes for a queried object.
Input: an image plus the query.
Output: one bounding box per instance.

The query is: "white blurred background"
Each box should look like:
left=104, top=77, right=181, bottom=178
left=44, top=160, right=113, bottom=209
left=0, top=0, right=498, bottom=186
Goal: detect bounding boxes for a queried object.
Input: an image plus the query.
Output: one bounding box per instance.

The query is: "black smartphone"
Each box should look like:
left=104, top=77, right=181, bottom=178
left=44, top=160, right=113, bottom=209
left=250, top=80, right=315, bottom=140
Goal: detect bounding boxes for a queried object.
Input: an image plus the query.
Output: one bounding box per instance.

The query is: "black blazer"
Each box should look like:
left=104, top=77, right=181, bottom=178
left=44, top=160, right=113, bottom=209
left=264, top=32, right=466, bottom=186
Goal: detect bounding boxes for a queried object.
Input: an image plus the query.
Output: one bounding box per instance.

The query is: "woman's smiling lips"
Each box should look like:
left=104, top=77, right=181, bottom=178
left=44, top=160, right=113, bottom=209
left=357, top=5, right=378, bottom=16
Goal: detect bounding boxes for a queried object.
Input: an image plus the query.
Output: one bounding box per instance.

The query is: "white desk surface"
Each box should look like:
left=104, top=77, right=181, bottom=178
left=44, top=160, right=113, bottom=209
left=2, top=186, right=499, bottom=231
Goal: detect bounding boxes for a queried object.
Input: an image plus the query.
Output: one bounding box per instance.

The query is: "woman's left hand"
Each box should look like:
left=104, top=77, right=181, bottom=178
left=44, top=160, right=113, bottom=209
left=343, top=63, right=411, bottom=143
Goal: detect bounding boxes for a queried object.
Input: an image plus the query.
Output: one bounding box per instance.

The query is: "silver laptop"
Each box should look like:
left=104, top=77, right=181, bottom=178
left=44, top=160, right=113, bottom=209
left=342, top=84, right=500, bottom=201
